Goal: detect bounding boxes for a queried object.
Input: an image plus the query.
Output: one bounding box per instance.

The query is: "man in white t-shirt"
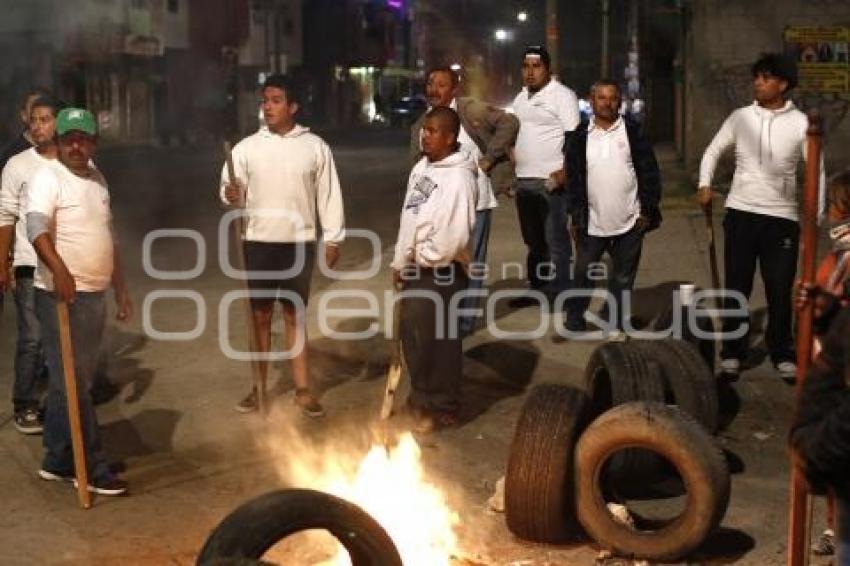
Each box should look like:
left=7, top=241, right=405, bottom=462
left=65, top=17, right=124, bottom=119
left=27, top=108, right=132, bottom=496
left=0, top=94, right=63, bottom=434
left=410, top=66, right=518, bottom=336
left=512, top=45, right=580, bottom=300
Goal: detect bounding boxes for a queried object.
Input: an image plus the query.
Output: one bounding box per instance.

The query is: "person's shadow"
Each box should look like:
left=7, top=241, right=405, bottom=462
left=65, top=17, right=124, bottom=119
left=459, top=340, right=540, bottom=422
left=92, top=329, right=154, bottom=405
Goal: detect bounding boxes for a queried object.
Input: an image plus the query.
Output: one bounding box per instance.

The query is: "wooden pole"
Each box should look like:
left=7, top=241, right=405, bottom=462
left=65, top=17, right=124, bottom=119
left=56, top=302, right=92, bottom=509
left=703, top=199, right=721, bottom=291
left=380, top=290, right=404, bottom=420
left=224, top=141, right=268, bottom=417
left=787, top=111, right=822, bottom=566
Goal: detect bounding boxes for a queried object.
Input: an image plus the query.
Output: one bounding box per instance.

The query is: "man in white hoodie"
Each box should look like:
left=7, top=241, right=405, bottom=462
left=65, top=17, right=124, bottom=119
left=698, top=53, right=825, bottom=381
left=221, top=74, right=345, bottom=417
left=392, top=106, right=476, bottom=433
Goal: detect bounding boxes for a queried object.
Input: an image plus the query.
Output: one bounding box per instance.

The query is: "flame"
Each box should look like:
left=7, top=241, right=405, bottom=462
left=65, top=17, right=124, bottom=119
left=262, top=419, right=461, bottom=566
left=325, top=433, right=460, bottom=566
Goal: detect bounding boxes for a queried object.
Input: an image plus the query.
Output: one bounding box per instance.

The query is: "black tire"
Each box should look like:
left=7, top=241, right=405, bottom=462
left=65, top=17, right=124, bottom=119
left=197, top=489, right=403, bottom=566
left=575, top=402, right=731, bottom=562
left=654, top=303, right=716, bottom=373
left=584, top=342, right=666, bottom=479
left=665, top=339, right=719, bottom=433
left=629, top=339, right=719, bottom=433
left=505, top=383, right=591, bottom=543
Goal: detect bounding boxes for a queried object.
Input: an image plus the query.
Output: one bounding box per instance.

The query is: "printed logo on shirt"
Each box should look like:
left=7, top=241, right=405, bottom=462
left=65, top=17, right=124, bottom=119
left=405, top=175, right=439, bottom=214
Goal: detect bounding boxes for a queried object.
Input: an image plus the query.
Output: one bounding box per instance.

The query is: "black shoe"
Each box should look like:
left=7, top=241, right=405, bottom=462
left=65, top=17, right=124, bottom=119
left=14, top=408, right=43, bottom=435
left=75, top=476, right=128, bottom=496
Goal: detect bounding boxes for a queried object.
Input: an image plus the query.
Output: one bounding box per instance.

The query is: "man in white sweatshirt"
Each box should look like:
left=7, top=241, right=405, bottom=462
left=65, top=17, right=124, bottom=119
left=392, top=106, right=476, bottom=433
left=221, top=74, right=345, bottom=417
left=0, top=94, right=64, bottom=434
left=698, top=53, right=825, bottom=381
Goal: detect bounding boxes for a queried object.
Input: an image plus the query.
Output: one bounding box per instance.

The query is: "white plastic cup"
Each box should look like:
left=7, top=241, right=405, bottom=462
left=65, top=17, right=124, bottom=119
left=679, top=283, right=696, bottom=306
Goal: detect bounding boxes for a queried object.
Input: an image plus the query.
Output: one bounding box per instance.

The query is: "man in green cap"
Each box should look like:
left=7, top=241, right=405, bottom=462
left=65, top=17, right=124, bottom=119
left=26, top=107, right=133, bottom=496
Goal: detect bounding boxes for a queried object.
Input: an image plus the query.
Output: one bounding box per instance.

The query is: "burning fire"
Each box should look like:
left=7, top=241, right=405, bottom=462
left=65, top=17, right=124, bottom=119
left=325, top=433, right=460, bottom=565
left=264, top=422, right=461, bottom=565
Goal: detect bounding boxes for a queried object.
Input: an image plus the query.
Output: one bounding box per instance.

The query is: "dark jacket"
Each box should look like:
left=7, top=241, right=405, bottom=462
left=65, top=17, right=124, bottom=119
left=564, top=116, right=662, bottom=234
left=410, top=97, right=519, bottom=195
left=790, top=307, right=850, bottom=499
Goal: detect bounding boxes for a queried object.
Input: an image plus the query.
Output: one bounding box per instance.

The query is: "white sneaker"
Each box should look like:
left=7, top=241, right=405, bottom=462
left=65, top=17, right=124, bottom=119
left=720, top=358, right=740, bottom=376
left=776, top=361, right=797, bottom=382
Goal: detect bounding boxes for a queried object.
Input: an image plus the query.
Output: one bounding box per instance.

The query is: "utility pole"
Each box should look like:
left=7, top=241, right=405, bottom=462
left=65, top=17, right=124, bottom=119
left=601, top=0, right=610, bottom=77
left=546, top=0, right=558, bottom=75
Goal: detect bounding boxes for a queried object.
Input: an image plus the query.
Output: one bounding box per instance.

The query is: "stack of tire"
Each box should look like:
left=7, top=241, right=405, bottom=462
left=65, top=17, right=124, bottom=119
left=504, top=338, right=729, bottom=563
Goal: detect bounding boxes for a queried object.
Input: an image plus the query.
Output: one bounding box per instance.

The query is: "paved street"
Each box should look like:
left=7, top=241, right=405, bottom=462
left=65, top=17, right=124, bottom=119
left=0, top=128, right=830, bottom=565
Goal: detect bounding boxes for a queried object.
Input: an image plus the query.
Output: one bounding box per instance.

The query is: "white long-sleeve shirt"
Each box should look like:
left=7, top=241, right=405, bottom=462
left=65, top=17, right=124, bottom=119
left=220, top=125, right=345, bottom=244
left=0, top=147, right=54, bottom=267
left=391, top=152, right=477, bottom=270
left=512, top=79, right=580, bottom=179
left=699, top=101, right=825, bottom=222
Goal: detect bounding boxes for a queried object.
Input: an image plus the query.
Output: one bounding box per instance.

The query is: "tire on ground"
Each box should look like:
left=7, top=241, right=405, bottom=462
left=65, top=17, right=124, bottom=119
left=196, top=488, right=403, bottom=566
left=575, top=402, right=731, bottom=562
left=505, top=383, right=591, bottom=543
left=584, top=342, right=666, bottom=478
left=665, top=339, right=719, bottom=432
left=653, top=302, right=716, bottom=373
left=630, top=339, right=719, bottom=433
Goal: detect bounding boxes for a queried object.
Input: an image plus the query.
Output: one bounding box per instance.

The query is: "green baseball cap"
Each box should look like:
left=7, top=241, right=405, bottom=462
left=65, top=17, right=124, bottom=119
left=56, top=108, right=97, bottom=136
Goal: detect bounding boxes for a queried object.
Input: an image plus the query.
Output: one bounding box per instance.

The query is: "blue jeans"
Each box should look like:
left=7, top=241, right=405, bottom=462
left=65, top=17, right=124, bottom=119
left=459, top=208, right=492, bottom=336
left=839, top=496, right=850, bottom=566
left=13, top=270, right=43, bottom=411
left=514, top=179, right=573, bottom=294
left=567, top=225, right=644, bottom=329
left=36, top=290, right=112, bottom=481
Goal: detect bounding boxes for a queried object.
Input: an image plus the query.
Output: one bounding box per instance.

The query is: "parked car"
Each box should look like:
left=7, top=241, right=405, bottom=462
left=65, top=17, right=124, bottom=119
left=389, top=95, right=428, bottom=127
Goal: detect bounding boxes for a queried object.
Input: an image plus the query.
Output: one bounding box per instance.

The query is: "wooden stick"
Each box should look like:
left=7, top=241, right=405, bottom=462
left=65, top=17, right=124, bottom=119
left=703, top=199, right=721, bottom=291
left=223, top=141, right=267, bottom=417
left=56, top=301, right=92, bottom=509
left=787, top=110, right=822, bottom=566
left=380, top=292, right=404, bottom=419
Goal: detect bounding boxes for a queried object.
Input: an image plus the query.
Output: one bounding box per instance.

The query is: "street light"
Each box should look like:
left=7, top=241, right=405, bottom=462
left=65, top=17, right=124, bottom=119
left=517, top=11, right=528, bottom=22
left=494, top=28, right=509, bottom=42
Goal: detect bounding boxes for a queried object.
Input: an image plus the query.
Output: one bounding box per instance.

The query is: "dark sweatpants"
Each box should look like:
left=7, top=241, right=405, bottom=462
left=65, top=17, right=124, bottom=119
left=400, top=264, right=468, bottom=415
left=721, top=208, right=799, bottom=364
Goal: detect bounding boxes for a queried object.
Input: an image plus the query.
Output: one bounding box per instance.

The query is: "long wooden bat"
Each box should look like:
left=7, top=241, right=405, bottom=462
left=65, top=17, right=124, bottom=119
left=380, top=291, right=404, bottom=420
left=704, top=199, right=721, bottom=291
left=787, top=111, right=822, bottom=566
left=224, top=141, right=267, bottom=417
left=56, top=302, right=92, bottom=509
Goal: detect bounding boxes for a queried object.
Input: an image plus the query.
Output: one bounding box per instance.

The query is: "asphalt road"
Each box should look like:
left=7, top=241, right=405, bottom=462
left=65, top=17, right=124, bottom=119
left=0, top=127, right=830, bottom=565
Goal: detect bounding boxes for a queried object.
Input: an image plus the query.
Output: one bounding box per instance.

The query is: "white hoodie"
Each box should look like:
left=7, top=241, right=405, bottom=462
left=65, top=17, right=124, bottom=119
left=391, top=151, right=477, bottom=270
left=220, top=125, right=345, bottom=243
left=699, top=101, right=825, bottom=222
